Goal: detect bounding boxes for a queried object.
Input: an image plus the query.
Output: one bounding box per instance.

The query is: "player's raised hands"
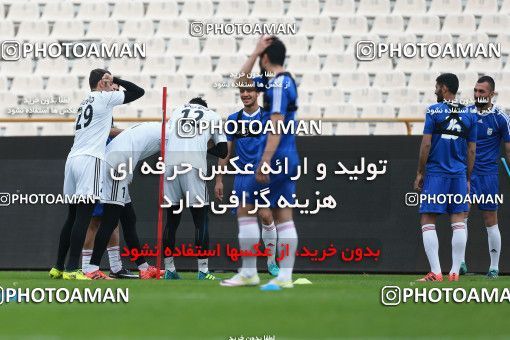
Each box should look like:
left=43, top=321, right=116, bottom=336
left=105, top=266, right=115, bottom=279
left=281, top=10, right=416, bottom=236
left=102, top=73, right=113, bottom=87
left=254, top=35, right=273, bottom=56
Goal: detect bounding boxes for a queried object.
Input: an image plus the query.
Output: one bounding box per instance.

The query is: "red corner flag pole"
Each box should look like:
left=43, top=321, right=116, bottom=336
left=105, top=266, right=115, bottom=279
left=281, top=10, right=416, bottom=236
left=156, top=87, right=167, bottom=278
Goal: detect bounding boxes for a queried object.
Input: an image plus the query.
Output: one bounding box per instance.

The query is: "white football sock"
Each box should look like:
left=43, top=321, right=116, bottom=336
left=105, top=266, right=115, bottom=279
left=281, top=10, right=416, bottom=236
left=450, top=222, right=467, bottom=275
left=461, top=218, right=468, bottom=262
left=238, top=216, right=260, bottom=277
left=261, top=222, right=277, bottom=264
left=138, top=262, right=149, bottom=271
left=81, top=249, right=92, bottom=273
left=421, top=224, right=441, bottom=274
left=486, top=224, right=501, bottom=271
left=164, top=256, right=176, bottom=272
left=107, top=246, right=122, bottom=274
left=276, top=220, right=298, bottom=282
left=198, top=258, right=208, bottom=273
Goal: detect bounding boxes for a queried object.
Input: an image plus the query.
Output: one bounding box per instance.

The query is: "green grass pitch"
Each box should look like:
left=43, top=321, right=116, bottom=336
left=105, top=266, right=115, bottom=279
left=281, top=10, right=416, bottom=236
left=0, top=271, right=509, bottom=339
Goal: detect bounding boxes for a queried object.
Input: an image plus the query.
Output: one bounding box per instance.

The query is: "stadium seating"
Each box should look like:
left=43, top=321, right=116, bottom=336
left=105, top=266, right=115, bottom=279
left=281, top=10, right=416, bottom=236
left=0, top=0, right=509, bottom=136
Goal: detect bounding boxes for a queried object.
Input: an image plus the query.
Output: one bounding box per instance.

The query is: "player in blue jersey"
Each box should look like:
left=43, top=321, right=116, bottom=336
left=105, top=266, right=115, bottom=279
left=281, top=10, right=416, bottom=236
left=214, top=76, right=280, bottom=278
left=462, top=76, right=510, bottom=278
left=414, top=73, right=477, bottom=282
left=220, top=36, right=299, bottom=290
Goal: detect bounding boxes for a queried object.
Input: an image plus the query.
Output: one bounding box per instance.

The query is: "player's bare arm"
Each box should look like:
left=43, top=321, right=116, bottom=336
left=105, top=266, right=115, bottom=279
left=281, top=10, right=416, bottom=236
left=414, top=134, right=432, bottom=191
left=112, top=77, right=145, bottom=104
left=256, top=113, right=283, bottom=184
left=109, top=128, right=123, bottom=137
left=215, top=141, right=233, bottom=201
left=239, top=35, right=272, bottom=76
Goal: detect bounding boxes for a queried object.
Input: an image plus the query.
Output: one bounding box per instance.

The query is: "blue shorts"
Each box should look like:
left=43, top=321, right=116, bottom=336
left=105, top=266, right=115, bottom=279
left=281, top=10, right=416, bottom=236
left=243, top=173, right=296, bottom=208
left=92, top=202, right=104, bottom=217
left=419, top=175, right=468, bottom=214
left=470, top=173, right=499, bottom=211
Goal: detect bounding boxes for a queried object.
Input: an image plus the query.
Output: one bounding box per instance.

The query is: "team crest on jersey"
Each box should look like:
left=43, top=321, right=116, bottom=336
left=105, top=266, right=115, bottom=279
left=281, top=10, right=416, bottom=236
left=487, top=128, right=493, bottom=136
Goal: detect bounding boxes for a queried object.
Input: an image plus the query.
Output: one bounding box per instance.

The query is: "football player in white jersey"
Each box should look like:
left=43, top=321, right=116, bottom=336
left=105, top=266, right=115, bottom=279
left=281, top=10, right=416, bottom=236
left=50, top=69, right=144, bottom=280
left=163, top=97, right=228, bottom=280
left=83, top=122, right=166, bottom=279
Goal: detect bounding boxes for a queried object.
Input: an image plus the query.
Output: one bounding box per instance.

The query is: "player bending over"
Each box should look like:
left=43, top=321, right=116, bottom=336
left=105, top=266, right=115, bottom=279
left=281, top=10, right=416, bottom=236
left=50, top=69, right=144, bottom=280
left=84, top=122, right=166, bottom=279
left=214, top=76, right=279, bottom=277
left=163, top=98, right=227, bottom=280
left=462, top=76, right=510, bottom=278
left=414, top=73, right=477, bottom=282
left=221, top=36, right=300, bottom=290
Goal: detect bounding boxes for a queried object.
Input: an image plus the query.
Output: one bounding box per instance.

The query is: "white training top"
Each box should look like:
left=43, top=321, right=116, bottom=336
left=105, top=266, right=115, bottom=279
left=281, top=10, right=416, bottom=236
left=166, top=103, right=227, bottom=171
left=105, top=122, right=163, bottom=169
left=68, top=91, right=125, bottom=160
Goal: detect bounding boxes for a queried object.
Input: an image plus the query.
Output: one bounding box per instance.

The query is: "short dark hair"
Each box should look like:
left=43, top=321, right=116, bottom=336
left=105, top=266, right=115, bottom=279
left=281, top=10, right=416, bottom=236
left=262, top=37, right=286, bottom=66
left=477, top=75, right=495, bottom=92
left=89, top=68, right=110, bottom=90
left=436, top=73, right=459, bottom=95
left=189, top=97, right=208, bottom=108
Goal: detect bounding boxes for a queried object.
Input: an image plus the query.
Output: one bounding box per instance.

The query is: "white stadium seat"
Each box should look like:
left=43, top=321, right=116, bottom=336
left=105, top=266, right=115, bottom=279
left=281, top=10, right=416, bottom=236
left=358, top=104, right=395, bottom=119
left=7, top=2, right=39, bottom=21
left=137, top=38, right=166, bottom=57
left=286, top=54, right=321, bottom=72
left=46, top=75, right=79, bottom=91
left=121, top=20, right=154, bottom=38
left=345, top=34, right=380, bottom=52
left=1, top=59, right=34, bottom=76
left=337, top=72, right=370, bottom=89
left=42, top=2, right=74, bottom=20
left=299, top=73, right=333, bottom=90
left=35, top=57, right=69, bottom=76
left=178, top=55, right=212, bottom=74
left=215, top=0, right=250, bottom=18
left=386, top=33, right=417, bottom=45
left=215, top=55, right=246, bottom=74
left=111, top=1, right=144, bottom=20
left=408, top=72, right=440, bottom=91
left=298, top=104, right=322, bottom=119
left=0, top=77, right=7, bottom=92
left=287, top=0, right=320, bottom=17
left=478, top=14, right=510, bottom=34
left=280, top=35, right=309, bottom=55
left=51, top=21, right=84, bottom=40
left=189, top=74, right=223, bottom=90
left=395, top=57, right=431, bottom=72
left=492, top=72, right=510, bottom=89
left=154, top=74, right=187, bottom=90
left=495, top=34, right=510, bottom=54
left=17, top=21, right=49, bottom=39
left=86, top=20, right=119, bottom=39
left=457, top=33, right=489, bottom=45
left=311, top=88, right=344, bottom=104
left=10, top=76, right=44, bottom=93
left=202, top=37, right=237, bottom=56
left=180, top=0, right=214, bottom=19
left=373, top=72, right=406, bottom=89
left=386, top=88, right=419, bottom=105
left=357, top=0, right=390, bottom=15
left=143, top=56, right=176, bottom=75
left=428, top=0, right=462, bottom=14
left=421, top=33, right=453, bottom=45
left=357, top=58, right=393, bottom=73
left=410, top=122, right=425, bottom=135
left=215, top=105, right=240, bottom=119
left=203, top=89, right=237, bottom=109
left=373, top=122, right=408, bottom=135
left=442, top=15, right=476, bottom=35
left=38, top=123, right=75, bottom=136
left=323, top=0, right=355, bottom=15
left=156, top=19, right=189, bottom=37
left=299, top=16, right=332, bottom=35
left=0, top=21, right=15, bottom=39
left=334, top=16, right=368, bottom=35
left=430, top=57, right=466, bottom=72
left=467, top=58, right=502, bottom=72
left=398, top=104, right=428, bottom=118
left=323, top=104, right=357, bottom=119
left=501, top=0, right=510, bottom=13
left=251, top=0, right=284, bottom=18
left=310, top=35, right=344, bottom=54
left=76, top=2, right=110, bottom=20
left=70, top=58, right=107, bottom=75
left=406, top=15, right=440, bottom=34
left=108, top=58, right=142, bottom=75
left=371, top=15, right=404, bottom=34
left=0, top=92, right=19, bottom=113
left=350, top=88, right=383, bottom=105
left=464, top=0, right=498, bottom=14
left=393, top=0, right=426, bottom=15
left=146, top=1, right=179, bottom=19
left=494, top=88, right=510, bottom=108
left=0, top=123, right=40, bottom=136
left=166, top=37, right=200, bottom=55
left=113, top=106, right=140, bottom=119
